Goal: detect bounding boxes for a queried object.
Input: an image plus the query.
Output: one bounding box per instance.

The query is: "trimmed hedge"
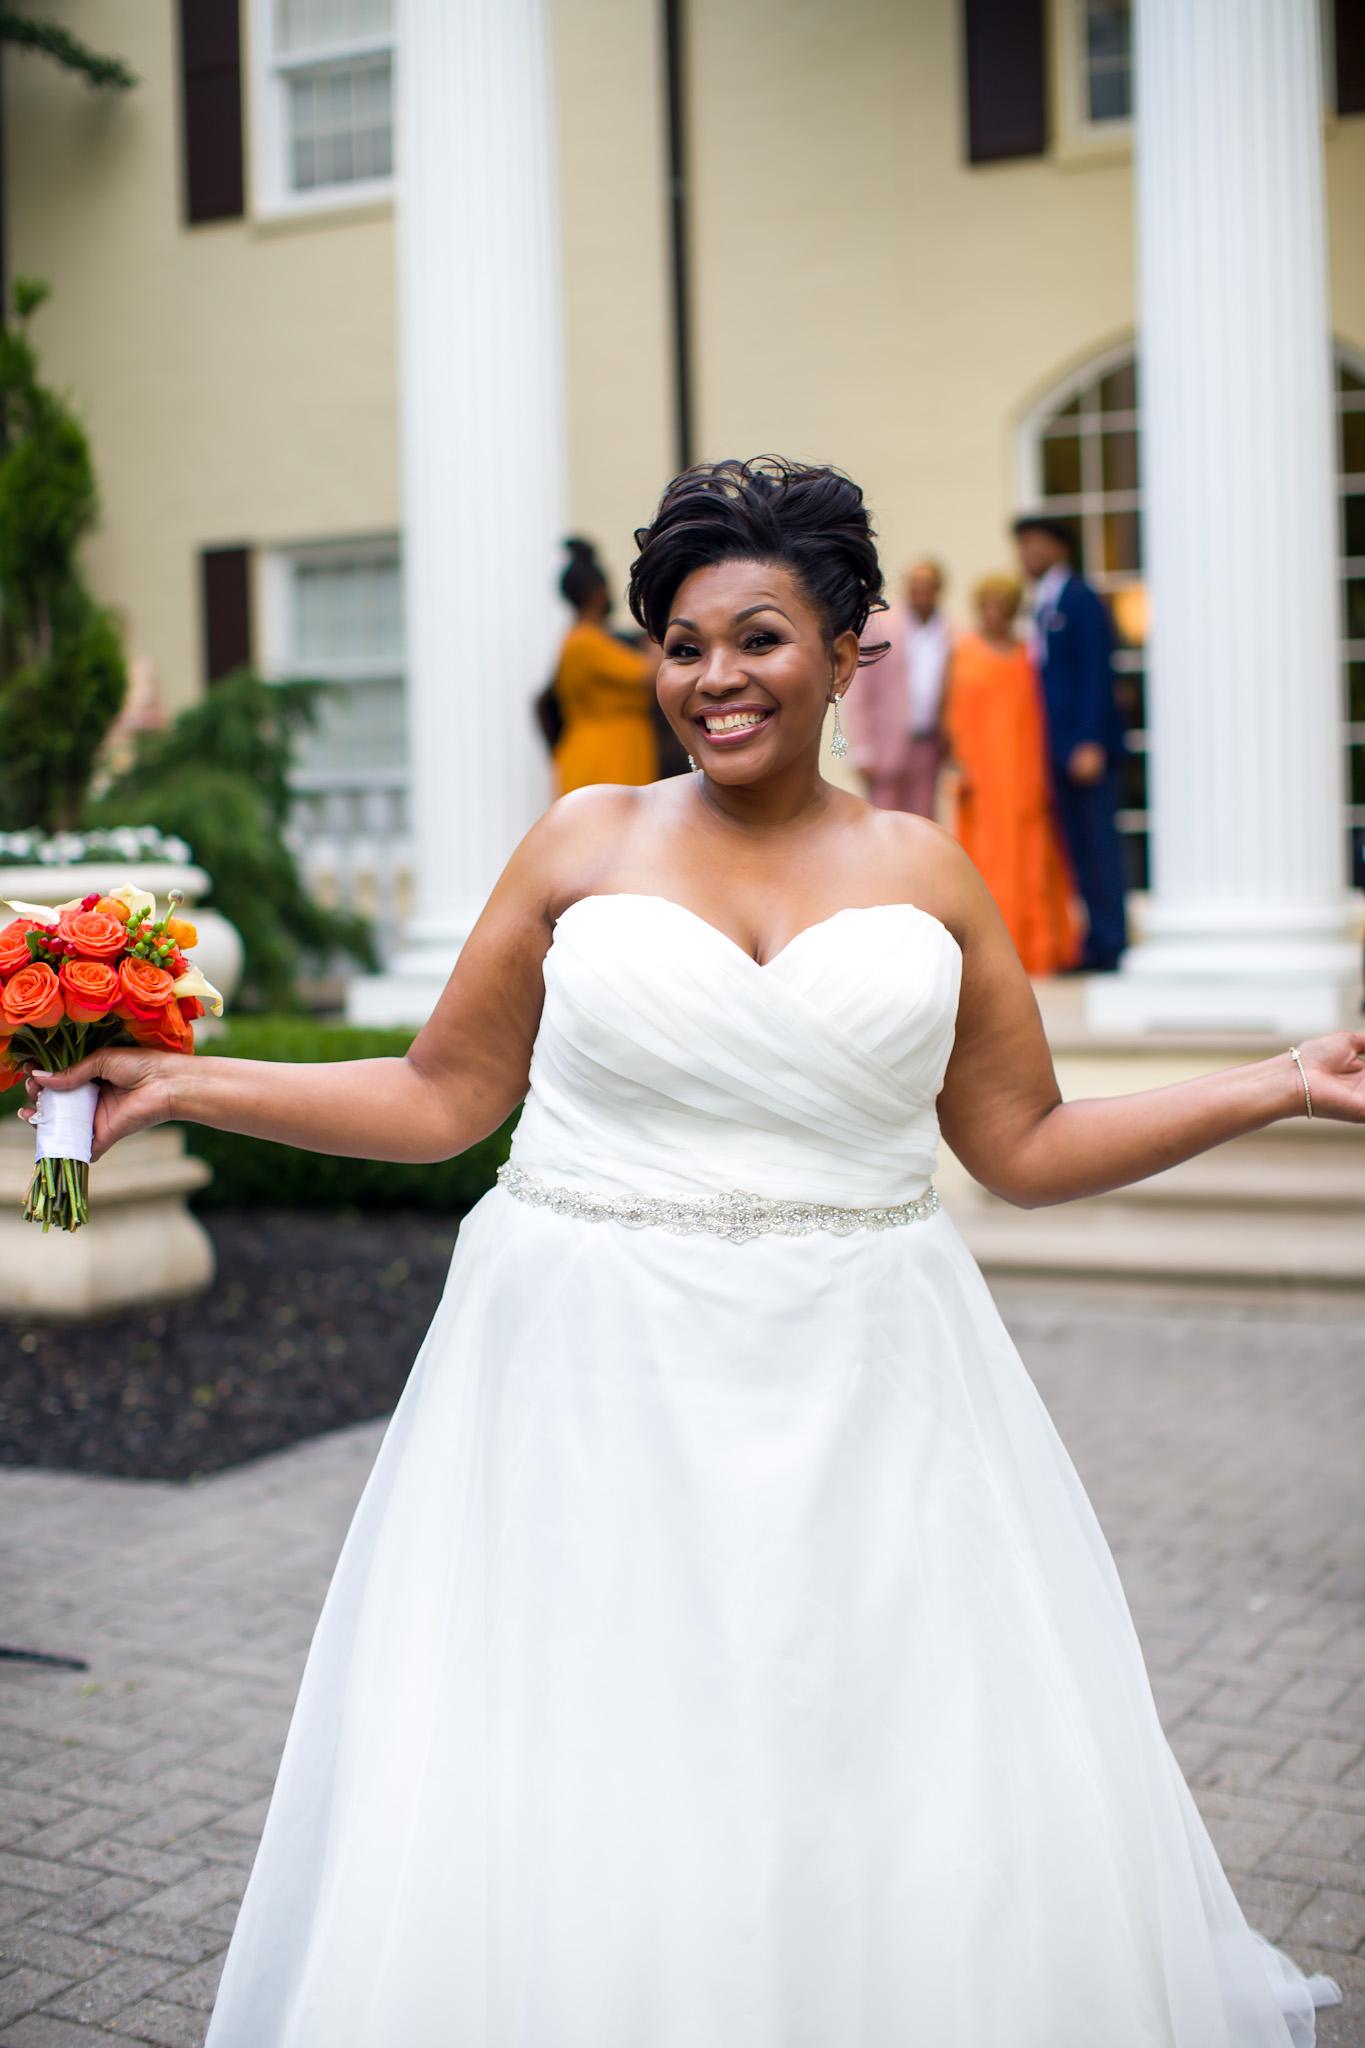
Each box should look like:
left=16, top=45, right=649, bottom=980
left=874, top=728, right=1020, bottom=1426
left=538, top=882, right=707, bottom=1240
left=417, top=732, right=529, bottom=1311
left=1, top=1018, right=519, bottom=1214
left=185, top=1018, right=519, bottom=1211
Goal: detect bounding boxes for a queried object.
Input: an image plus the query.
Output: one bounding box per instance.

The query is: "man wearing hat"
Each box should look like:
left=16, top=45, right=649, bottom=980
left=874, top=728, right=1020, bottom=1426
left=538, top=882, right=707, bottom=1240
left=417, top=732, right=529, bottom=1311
left=1012, top=514, right=1129, bottom=972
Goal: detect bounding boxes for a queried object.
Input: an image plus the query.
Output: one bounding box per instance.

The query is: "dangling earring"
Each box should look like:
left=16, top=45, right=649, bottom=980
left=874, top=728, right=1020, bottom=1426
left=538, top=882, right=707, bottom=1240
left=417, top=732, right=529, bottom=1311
left=829, top=691, right=849, bottom=759
left=687, top=753, right=698, bottom=771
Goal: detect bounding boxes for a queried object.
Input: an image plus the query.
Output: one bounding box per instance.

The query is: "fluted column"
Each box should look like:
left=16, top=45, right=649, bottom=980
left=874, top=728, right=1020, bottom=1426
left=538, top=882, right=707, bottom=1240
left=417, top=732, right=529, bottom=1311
left=1087, top=0, right=1359, bottom=1035
left=350, top=0, right=565, bottom=1026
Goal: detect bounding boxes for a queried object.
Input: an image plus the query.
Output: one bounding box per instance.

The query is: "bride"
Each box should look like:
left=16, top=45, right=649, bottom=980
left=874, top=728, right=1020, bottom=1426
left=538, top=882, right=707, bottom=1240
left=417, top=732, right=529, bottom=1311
left=24, top=456, right=1357, bottom=2045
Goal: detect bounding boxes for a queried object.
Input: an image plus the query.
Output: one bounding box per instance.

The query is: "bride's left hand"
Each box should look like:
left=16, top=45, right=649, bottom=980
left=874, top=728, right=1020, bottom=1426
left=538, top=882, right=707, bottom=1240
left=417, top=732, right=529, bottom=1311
left=1293, top=1031, right=1365, bottom=1123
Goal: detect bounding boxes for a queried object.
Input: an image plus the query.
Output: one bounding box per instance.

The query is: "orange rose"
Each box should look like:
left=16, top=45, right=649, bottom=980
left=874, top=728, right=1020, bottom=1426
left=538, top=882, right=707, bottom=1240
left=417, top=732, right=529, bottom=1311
left=160, top=999, right=195, bottom=1054
left=59, top=957, right=121, bottom=1024
left=55, top=909, right=129, bottom=963
left=179, top=995, right=205, bottom=1022
left=121, top=1011, right=160, bottom=1049
left=117, top=955, right=175, bottom=1024
left=1, top=962, right=64, bottom=1033
left=129, top=996, right=193, bottom=1055
left=165, top=917, right=199, bottom=949
left=0, top=1034, right=19, bottom=1083
left=0, top=918, right=44, bottom=979
left=94, top=896, right=131, bottom=923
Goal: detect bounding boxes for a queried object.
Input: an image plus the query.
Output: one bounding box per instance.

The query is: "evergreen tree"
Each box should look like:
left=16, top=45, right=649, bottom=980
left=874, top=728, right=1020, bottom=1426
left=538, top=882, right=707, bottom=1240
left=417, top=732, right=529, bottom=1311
left=0, top=278, right=127, bottom=831
left=0, top=11, right=135, bottom=90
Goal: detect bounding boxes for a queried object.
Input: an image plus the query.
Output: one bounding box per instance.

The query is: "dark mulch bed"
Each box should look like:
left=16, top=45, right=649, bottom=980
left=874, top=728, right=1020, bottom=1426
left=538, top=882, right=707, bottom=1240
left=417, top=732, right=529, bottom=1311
left=0, top=1210, right=460, bottom=1482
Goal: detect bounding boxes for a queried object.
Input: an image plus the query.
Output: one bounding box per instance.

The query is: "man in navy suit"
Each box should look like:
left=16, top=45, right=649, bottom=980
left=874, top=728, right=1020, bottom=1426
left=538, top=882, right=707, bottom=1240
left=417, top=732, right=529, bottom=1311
left=1012, top=514, right=1129, bottom=972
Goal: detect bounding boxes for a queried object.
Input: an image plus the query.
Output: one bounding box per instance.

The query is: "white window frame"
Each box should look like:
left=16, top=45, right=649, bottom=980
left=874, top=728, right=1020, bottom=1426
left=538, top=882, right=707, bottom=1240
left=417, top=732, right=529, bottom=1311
left=1051, top=0, right=1133, bottom=160
left=258, top=535, right=407, bottom=795
left=246, top=0, right=397, bottom=222
left=1052, top=0, right=1339, bottom=162
left=1077, top=0, right=1133, bottom=132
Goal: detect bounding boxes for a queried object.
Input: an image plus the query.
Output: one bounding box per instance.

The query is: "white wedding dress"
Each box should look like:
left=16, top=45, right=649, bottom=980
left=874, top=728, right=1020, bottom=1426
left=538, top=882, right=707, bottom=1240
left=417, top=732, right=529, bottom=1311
left=203, top=893, right=1344, bottom=2047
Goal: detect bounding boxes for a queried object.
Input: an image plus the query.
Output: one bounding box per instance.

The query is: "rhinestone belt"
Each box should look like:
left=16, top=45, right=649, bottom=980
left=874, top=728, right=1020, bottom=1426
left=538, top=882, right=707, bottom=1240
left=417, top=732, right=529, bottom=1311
left=496, top=1161, right=939, bottom=1245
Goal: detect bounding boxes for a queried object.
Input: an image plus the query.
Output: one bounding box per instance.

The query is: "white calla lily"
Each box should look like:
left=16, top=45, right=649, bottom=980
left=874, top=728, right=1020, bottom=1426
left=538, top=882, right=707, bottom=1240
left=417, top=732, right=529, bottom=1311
left=108, top=881, right=157, bottom=922
left=171, top=964, right=224, bottom=1017
left=2, top=898, right=64, bottom=924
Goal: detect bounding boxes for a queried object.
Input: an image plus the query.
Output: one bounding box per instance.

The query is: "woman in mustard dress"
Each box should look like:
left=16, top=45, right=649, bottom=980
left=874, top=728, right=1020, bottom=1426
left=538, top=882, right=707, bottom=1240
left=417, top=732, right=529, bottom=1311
left=551, top=538, right=660, bottom=794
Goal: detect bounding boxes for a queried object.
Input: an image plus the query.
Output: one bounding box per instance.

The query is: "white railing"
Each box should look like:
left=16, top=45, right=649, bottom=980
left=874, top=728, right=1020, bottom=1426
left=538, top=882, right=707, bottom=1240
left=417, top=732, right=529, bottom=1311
left=286, top=772, right=413, bottom=966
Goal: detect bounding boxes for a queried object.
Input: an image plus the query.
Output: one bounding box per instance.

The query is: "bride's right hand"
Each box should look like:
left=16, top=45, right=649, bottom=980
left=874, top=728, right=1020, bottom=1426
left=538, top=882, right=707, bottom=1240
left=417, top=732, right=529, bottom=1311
left=19, top=1048, right=181, bottom=1162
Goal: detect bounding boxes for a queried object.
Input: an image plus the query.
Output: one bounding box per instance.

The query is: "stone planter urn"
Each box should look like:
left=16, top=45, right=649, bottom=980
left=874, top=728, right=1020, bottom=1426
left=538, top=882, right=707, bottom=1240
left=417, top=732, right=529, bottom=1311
left=0, top=832, right=245, bottom=1320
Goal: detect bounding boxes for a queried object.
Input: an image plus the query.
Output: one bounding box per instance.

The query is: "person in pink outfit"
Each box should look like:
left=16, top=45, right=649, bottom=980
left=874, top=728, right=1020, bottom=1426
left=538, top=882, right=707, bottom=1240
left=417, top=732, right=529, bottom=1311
left=845, top=558, right=953, bottom=817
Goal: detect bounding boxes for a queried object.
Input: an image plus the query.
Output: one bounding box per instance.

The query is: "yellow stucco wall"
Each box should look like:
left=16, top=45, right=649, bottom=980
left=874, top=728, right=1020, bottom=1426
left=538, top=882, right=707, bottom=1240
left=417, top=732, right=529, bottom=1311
left=552, top=0, right=675, bottom=611
left=686, top=0, right=1134, bottom=615
left=6, top=0, right=1364, bottom=696
left=7, top=3, right=399, bottom=712
left=1326, top=117, right=1365, bottom=362
left=687, top=0, right=1365, bottom=621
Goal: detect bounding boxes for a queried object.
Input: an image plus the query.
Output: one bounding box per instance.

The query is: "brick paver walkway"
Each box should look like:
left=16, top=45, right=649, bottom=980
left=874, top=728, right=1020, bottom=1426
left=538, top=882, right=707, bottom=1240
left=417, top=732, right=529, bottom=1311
left=1, top=1283, right=1362, bottom=2046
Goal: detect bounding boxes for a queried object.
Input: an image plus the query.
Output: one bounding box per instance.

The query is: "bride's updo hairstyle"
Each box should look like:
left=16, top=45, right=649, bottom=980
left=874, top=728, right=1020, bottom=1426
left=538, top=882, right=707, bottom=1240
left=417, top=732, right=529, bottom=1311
left=627, top=455, right=890, bottom=664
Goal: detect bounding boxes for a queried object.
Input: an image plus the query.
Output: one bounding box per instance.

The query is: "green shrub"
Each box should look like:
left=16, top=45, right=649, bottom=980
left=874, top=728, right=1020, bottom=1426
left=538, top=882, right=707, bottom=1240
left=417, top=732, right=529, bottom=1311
left=185, top=1018, right=519, bottom=1211
left=1, top=1018, right=520, bottom=1214
left=87, top=670, right=377, bottom=1009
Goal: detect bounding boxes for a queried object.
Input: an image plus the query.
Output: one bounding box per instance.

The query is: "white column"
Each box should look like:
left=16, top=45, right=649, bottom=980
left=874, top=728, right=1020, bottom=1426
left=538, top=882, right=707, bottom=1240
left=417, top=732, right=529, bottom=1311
left=350, top=0, right=566, bottom=1027
left=1087, top=0, right=1360, bottom=1037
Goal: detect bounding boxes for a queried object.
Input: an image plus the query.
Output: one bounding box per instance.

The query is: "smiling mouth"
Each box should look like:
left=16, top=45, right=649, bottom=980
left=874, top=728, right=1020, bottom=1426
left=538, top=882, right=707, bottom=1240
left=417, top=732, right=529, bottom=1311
left=694, top=707, right=776, bottom=741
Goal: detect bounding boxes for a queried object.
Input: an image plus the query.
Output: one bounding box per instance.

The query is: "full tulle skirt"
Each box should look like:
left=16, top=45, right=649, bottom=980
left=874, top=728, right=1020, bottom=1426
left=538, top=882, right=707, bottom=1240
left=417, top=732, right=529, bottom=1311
left=203, top=1189, right=1342, bottom=2046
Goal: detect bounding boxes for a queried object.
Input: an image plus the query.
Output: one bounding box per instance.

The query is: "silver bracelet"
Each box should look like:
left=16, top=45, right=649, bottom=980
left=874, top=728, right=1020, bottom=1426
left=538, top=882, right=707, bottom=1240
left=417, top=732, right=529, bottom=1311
left=1287, top=1045, right=1314, bottom=1119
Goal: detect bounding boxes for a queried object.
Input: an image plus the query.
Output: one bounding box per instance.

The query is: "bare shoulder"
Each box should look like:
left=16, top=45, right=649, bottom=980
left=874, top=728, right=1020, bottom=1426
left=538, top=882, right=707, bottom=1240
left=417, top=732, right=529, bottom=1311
left=513, top=783, right=655, bottom=921
left=855, top=804, right=988, bottom=949
left=413, top=782, right=652, bottom=1059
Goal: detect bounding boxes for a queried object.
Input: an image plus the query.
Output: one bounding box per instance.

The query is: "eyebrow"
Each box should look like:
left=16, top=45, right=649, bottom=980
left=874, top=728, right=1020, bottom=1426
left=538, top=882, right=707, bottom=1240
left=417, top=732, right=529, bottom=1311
left=666, top=603, right=794, bottom=632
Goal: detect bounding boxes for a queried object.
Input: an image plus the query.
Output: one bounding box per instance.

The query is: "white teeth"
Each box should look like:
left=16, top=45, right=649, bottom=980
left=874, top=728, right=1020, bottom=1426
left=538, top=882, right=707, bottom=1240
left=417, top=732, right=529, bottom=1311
left=701, top=711, right=769, bottom=733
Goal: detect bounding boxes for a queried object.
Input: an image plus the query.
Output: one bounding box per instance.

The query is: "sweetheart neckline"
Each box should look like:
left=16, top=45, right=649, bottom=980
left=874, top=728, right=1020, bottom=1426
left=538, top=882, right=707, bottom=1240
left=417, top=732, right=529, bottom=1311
left=552, top=891, right=962, bottom=971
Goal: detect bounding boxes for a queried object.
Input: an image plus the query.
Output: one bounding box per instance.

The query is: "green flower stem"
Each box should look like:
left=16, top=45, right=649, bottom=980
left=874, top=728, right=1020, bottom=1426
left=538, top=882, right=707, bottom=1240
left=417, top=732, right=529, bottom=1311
left=21, top=1151, right=89, bottom=1232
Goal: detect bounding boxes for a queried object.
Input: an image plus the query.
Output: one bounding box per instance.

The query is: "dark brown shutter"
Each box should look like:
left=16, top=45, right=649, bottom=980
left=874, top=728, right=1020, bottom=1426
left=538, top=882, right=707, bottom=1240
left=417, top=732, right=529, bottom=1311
left=962, top=0, right=1048, bottom=164
left=200, top=546, right=253, bottom=685
left=178, top=0, right=245, bottom=224
left=1336, top=0, right=1365, bottom=117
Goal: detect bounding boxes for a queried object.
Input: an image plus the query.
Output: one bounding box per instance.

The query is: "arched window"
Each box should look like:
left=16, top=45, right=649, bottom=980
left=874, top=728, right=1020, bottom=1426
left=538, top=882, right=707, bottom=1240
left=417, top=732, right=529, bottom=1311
left=1020, top=343, right=1365, bottom=893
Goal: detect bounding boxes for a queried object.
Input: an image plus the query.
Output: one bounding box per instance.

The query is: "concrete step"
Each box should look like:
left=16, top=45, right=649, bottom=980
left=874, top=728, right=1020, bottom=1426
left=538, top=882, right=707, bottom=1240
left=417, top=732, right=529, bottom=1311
left=952, top=1009, right=1365, bottom=1290
left=939, top=1094, right=1365, bottom=1292
left=1101, top=1149, right=1365, bottom=1213
left=951, top=1197, right=1364, bottom=1294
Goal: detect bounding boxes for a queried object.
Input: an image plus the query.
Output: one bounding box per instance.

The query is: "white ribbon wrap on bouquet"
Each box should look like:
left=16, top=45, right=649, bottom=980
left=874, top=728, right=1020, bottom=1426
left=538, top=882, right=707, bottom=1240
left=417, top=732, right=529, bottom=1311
left=33, top=1081, right=99, bottom=1165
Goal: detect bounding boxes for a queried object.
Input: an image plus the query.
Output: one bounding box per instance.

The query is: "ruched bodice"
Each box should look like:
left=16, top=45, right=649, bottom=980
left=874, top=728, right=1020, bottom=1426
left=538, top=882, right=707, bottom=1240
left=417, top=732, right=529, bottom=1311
left=508, top=892, right=963, bottom=1206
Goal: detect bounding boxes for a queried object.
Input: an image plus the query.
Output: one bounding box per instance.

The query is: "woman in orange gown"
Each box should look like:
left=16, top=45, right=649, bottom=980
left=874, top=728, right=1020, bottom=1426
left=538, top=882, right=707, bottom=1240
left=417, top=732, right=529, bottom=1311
left=551, top=539, right=660, bottom=795
left=943, top=575, right=1081, bottom=975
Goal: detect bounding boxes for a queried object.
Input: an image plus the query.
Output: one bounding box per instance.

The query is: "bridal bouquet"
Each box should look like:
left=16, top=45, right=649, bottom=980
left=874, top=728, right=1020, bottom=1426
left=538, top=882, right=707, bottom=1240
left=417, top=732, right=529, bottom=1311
left=0, top=882, right=224, bottom=1233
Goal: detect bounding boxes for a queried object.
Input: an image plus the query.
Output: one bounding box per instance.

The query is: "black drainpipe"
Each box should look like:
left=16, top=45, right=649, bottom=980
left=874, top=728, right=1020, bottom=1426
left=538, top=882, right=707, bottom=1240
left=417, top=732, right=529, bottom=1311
left=662, top=0, right=694, bottom=471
